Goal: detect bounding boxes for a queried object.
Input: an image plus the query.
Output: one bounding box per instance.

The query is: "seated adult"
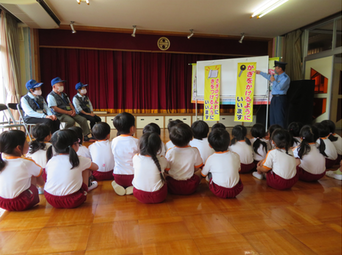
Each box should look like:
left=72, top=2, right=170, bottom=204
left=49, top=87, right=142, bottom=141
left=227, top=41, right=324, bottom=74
left=20, top=79, right=60, bottom=134
left=72, top=82, right=101, bottom=130
left=46, top=77, right=92, bottom=141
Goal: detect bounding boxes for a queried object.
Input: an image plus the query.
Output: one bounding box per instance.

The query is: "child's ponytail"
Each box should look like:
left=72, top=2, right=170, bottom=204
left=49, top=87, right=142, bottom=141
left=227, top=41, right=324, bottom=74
left=46, top=145, right=53, bottom=162
left=297, top=139, right=310, bottom=159
left=0, top=153, right=6, bottom=172
left=30, top=124, right=51, bottom=154
left=68, top=145, right=80, bottom=169
left=253, top=138, right=268, bottom=156
left=29, top=140, right=47, bottom=154
left=151, top=154, right=165, bottom=182
left=318, top=138, right=327, bottom=157
left=321, top=120, right=338, bottom=142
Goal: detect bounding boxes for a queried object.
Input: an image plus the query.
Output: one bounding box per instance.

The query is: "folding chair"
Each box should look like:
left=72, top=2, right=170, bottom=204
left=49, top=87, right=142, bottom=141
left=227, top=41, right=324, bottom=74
left=6, top=103, right=32, bottom=141
left=0, top=104, right=29, bottom=139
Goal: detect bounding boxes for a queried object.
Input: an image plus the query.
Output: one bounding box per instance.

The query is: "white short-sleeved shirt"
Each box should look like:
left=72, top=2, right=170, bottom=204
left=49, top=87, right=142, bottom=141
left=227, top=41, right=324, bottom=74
left=250, top=138, right=268, bottom=161
left=0, top=157, right=42, bottom=199
left=331, top=133, right=342, bottom=155
left=44, top=155, right=92, bottom=196
left=317, top=138, right=338, bottom=160
left=262, top=148, right=297, bottom=179
left=293, top=143, right=325, bottom=174
left=158, top=141, right=166, bottom=156
left=201, top=151, right=241, bottom=188
left=26, top=142, right=52, bottom=168
left=166, top=140, right=175, bottom=151
left=77, top=145, right=91, bottom=159
left=132, top=154, right=170, bottom=192
left=89, top=140, right=114, bottom=172
left=111, top=135, right=139, bottom=175
left=189, top=138, right=215, bottom=164
left=229, top=141, right=254, bottom=164
left=165, top=146, right=203, bottom=180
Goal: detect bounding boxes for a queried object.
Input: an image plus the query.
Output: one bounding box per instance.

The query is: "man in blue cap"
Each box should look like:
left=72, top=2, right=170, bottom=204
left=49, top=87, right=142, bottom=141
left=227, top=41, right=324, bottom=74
left=256, top=61, right=290, bottom=128
left=72, top=82, right=101, bottom=130
left=20, top=79, right=60, bottom=133
left=47, top=77, right=91, bottom=140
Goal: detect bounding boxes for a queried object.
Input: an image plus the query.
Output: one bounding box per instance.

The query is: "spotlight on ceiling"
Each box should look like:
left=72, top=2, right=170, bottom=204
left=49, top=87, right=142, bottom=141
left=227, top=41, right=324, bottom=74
left=187, top=29, right=194, bottom=39
left=70, top=21, right=76, bottom=34
left=131, top=25, right=136, bottom=37
left=239, top=33, right=245, bottom=43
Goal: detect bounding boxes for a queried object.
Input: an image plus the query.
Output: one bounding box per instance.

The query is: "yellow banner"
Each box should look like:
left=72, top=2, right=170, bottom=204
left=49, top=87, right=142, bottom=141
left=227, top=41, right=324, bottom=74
left=204, top=65, right=221, bottom=121
left=234, top=62, right=256, bottom=122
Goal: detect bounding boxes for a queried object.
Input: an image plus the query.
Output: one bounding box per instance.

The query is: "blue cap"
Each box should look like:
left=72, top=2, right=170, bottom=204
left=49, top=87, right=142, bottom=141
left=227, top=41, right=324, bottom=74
left=51, top=77, right=66, bottom=86
left=75, top=82, right=88, bottom=90
left=26, top=79, right=43, bottom=90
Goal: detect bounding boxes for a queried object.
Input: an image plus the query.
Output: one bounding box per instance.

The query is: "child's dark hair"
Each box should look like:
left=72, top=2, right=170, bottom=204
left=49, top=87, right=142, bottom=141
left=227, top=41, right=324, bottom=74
left=47, top=130, right=80, bottom=169
left=208, top=128, right=230, bottom=152
left=0, top=130, right=27, bottom=172
left=167, top=119, right=183, bottom=133
left=211, top=123, right=226, bottom=131
left=251, top=123, right=268, bottom=156
left=139, top=132, right=165, bottom=181
left=68, top=126, right=83, bottom=145
left=271, top=129, right=292, bottom=155
left=321, top=120, right=338, bottom=142
left=143, top=123, right=161, bottom=135
left=169, top=123, right=193, bottom=147
left=297, top=125, right=327, bottom=159
left=288, top=122, right=303, bottom=146
left=113, top=112, right=135, bottom=136
left=231, top=125, right=251, bottom=146
left=313, top=123, right=330, bottom=138
left=191, top=120, right=209, bottom=140
left=29, top=124, right=51, bottom=154
left=92, top=122, right=111, bottom=140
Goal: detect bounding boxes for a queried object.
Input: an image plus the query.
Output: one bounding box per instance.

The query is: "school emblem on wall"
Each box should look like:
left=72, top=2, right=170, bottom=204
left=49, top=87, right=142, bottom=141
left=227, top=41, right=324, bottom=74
left=157, top=37, right=170, bottom=51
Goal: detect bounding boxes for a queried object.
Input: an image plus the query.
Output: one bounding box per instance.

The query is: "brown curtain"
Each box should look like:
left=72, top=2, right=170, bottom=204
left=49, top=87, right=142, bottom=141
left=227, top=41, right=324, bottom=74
left=284, top=29, right=303, bottom=81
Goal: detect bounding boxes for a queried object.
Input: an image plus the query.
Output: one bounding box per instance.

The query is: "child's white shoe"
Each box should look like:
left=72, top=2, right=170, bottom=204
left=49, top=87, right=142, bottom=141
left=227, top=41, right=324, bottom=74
left=38, top=187, right=44, bottom=195
left=326, top=170, right=342, bottom=180
left=125, top=186, right=134, bottom=195
left=252, top=172, right=264, bottom=180
left=88, top=181, right=98, bottom=192
left=112, top=181, right=126, bottom=196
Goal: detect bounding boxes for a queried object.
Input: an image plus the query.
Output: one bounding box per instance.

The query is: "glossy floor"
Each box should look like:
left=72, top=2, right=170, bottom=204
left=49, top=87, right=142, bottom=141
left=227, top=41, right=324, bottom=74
left=0, top=129, right=341, bottom=254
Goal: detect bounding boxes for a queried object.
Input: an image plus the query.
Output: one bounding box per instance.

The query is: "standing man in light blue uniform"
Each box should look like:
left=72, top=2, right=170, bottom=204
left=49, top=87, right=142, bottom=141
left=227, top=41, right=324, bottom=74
left=256, top=61, right=290, bottom=128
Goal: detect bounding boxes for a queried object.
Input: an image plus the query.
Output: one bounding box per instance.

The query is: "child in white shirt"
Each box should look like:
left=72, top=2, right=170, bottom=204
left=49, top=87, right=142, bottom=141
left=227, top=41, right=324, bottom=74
left=322, top=120, right=342, bottom=165
left=133, top=132, right=170, bottom=203
left=189, top=120, right=214, bottom=164
left=201, top=128, right=243, bottom=198
left=165, top=123, right=203, bottom=195
left=69, top=126, right=91, bottom=159
left=89, top=122, right=114, bottom=181
left=255, top=129, right=298, bottom=190
left=288, top=122, right=303, bottom=148
left=0, top=130, right=44, bottom=211
left=111, top=112, right=139, bottom=196
left=250, top=123, right=268, bottom=164
left=165, top=119, right=183, bottom=151
left=293, top=125, right=326, bottom=182
left=44, top=129, right=98, bottom=209
left=229, top=125, right=255, bottom=173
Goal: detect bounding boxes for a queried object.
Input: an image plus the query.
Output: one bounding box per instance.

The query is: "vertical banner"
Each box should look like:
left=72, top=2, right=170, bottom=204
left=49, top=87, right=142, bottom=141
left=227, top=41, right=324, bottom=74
left=234, top=62, right=256, bottom=122
left=204, top=65, right=221, bottom=121
left=191, top=63, right=197, bottom=102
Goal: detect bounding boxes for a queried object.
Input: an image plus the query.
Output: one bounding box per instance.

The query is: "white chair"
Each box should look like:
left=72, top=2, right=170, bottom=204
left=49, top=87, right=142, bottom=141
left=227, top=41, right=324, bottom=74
left=6, top=103, right=32, bottom=141
left=0, top=104, right=29, bottom=139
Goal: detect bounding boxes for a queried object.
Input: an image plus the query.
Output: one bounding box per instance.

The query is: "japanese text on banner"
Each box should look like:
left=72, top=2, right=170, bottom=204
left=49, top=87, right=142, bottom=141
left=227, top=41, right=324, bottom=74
left=234, top=62, right=256, bottom=122
left=204, top=65, right=221, bottom=121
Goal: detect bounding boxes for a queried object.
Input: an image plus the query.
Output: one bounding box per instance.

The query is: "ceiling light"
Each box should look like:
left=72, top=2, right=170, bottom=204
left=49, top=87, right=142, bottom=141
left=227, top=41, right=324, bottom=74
left=70, top=21, right=76, bottom=34
left=76, top=0, right=89, bottom=5
left=131, top=25, right=136, bottom=37
left=187, top=29, right=194, bottom=39
left=239, top=33, right=245, bottom=43
left=251, top=0, right=288, bottom=18
left=76, top=0, right=80, bottom=4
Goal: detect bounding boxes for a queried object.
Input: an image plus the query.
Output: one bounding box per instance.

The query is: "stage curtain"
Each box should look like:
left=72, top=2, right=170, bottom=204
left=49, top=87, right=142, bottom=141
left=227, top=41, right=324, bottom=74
left=40, top=48, right=233, bottom=113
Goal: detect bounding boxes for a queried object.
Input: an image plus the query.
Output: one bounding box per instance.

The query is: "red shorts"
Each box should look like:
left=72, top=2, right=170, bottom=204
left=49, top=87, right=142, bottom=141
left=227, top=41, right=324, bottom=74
left=209, top=179, right=243, bottom=198
left=239, top=162, right=256, bottom=174
left=113, top=174, right=134, bottom=188
left=93, top=170, right=114, bottom=181
left=297, top=166, right=325, bottom=182
left=326, top=158, right=336, bottom=169
left=44, top=183, right=88, bottom=209
left=133, top=184, right=168, bottom=204
left=166, top=174, right=200, bottom=195
left=0, top=184, right=39, bottom=211
left=335, top=155, right=341, bottom=165
left=266, top=170, right=298, bottom=190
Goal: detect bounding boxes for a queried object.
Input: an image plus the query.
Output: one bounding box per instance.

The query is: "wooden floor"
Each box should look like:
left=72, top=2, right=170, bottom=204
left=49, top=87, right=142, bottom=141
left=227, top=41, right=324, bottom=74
left=0, top=129, right=341, bottom=254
